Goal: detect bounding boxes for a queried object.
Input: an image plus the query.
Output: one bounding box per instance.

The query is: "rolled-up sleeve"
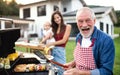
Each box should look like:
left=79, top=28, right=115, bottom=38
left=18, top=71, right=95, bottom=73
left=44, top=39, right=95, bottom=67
left=91, top=69, right=100, bottom=75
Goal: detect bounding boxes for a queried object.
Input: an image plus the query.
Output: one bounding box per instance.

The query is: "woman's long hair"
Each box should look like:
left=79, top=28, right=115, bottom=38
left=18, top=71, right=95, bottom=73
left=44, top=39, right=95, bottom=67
left=51, top=10, right=66, bottom=36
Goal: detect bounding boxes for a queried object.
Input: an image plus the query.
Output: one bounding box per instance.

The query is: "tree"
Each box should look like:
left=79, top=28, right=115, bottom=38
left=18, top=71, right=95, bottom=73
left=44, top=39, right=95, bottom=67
left=0, top=0, right=19, bottom=16
left=115, top=10, right=120, bottom=27
left=8, top=0, right=19, bottom=16
left=0, top=0, right=8, bottom=16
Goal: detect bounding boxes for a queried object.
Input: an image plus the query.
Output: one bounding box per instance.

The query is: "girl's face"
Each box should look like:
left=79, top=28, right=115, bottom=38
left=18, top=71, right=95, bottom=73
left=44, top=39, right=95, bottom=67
left=54, top=14, right=61, bottom=25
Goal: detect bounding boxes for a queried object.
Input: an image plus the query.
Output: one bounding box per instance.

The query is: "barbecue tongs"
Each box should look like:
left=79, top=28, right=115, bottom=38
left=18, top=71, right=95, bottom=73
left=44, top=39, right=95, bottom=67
left=33, top=50, right=68, bottom=68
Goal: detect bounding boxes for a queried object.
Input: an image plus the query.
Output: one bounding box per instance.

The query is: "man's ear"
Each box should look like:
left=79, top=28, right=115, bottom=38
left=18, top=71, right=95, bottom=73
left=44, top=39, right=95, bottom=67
left=94, top=19, right=96, bottom=24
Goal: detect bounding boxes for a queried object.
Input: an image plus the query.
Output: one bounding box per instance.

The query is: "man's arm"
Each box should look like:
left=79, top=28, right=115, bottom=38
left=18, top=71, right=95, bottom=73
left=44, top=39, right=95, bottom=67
left=91, top=37, right=115, bottom=75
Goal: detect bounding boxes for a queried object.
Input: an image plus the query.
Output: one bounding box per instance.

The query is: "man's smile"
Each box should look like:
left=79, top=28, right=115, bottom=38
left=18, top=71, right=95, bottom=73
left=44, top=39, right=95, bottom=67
left=81, top=28, right=90, bottom=31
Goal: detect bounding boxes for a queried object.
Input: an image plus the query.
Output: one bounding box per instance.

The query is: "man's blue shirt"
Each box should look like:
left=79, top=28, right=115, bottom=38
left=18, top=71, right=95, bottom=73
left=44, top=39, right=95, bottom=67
left=76, top=26, right=115, bottom=75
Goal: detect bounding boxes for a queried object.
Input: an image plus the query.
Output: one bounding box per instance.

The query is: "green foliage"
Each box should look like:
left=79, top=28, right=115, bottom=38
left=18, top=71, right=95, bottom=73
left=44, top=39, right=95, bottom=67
left=8, top=0, right=19, bottom=16
left=0, top=0, right=7, bottom=15
left=116, top=11, right=120, bottom=18
left=115, top=10, right=120, bottom=26
left=0, top=0, right=19, bottom=16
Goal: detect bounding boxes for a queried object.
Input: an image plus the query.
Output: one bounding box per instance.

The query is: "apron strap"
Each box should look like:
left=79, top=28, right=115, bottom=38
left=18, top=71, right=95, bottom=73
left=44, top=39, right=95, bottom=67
left=78, top=39, right=80, bottom=43
left=77, top=38, right=96, bottom=47
left=89, top=38, right=96, bottom=47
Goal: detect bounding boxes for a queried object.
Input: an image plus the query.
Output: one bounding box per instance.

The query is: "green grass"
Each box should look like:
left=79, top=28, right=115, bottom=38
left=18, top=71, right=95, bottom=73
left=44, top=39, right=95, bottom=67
left=65, top=40, right=75, bottom=62
left=114, top=26, right=120, bottom=34
left=15, top=46, right=28, bottom=52
left=113, top=37, right=120, bottom=75
left=112, top=26, right=120, bottom=75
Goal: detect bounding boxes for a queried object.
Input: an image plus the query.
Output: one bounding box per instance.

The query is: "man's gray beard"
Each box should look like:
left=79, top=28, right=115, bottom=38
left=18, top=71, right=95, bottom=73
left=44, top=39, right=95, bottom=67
left=79, top=29, right=93, bottom=38
left=80, top=32, right=91, bottom=38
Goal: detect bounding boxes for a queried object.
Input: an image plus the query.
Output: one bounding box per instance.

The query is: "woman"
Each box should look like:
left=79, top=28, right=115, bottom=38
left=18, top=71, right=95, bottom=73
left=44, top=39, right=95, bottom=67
left=46, top=10, right=71, bottom=75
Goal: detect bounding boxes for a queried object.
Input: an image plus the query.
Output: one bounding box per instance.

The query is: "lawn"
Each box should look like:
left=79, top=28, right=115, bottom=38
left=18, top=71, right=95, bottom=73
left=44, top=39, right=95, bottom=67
left=113, top=37, right=120, bottom=75
left=113, top=26, right=120, bottom=75
left=114, top=26, right=120, bottom=34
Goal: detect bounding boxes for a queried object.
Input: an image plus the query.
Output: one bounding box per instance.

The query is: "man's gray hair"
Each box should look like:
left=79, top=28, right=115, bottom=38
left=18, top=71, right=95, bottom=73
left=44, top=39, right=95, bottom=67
left=76, top=7, right=96, bottom=19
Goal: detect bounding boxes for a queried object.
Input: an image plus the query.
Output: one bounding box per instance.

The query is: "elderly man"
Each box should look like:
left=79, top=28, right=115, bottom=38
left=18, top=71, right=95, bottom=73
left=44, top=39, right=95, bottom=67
left=63, top=7, right=115, bottom=75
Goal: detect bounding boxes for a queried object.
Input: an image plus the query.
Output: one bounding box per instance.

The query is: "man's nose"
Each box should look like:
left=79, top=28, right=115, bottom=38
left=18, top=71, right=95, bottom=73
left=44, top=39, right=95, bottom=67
left=82, top=21, right=87, bottom=27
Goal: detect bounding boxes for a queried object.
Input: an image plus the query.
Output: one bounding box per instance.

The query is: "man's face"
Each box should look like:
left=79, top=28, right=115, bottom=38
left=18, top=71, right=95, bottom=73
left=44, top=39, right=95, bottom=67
left=76, top=11, right=96, bottom=38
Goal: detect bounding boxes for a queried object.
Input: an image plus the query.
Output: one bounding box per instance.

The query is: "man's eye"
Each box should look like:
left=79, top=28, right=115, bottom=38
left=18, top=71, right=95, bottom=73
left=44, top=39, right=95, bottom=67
left=86, top=19, right=91, bottom=23
left=79, top=20, right=83, bottom=23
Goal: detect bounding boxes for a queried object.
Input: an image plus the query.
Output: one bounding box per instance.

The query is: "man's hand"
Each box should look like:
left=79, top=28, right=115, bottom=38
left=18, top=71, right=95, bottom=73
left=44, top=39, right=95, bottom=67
left=63, top=68, right=91, bottom=75
left=63, top=68, right=80, bottom=75
left=63, top=61, right=75, bottom=70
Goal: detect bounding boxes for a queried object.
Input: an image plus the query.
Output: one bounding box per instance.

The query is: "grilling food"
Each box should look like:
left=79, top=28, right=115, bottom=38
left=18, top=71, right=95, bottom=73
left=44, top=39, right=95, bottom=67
left=27, top=64, right=35, bottom=71
left=14, top=64, right=27, bottom=72
left=14, top=64, right=47, bottom=72
left=0, top=58, right=4, bottom=68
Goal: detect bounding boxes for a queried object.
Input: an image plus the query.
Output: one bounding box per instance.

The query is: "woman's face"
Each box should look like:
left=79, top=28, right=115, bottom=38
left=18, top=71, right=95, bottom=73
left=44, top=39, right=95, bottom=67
left=54, top=14, right=61, bottom=25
